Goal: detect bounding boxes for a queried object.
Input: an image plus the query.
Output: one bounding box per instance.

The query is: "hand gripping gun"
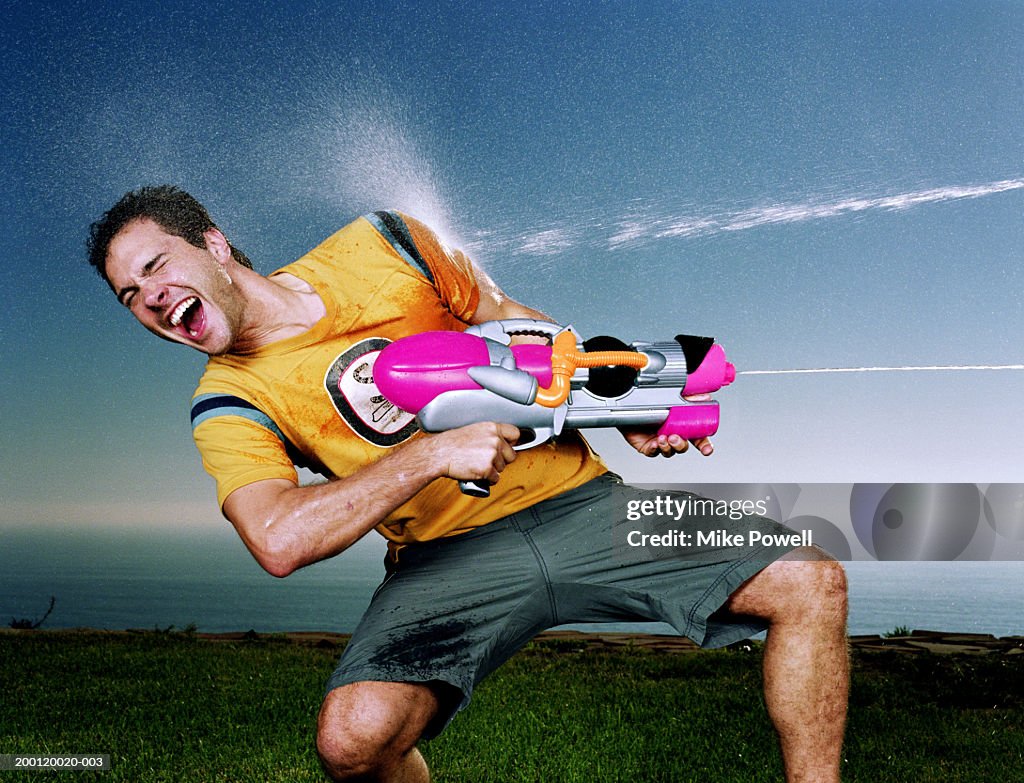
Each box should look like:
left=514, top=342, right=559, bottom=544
left=374, top=319, right=736, bottom=496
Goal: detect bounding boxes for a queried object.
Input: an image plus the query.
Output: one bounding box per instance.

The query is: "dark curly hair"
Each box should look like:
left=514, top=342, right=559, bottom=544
left=86, top=185, right=252, bottom=285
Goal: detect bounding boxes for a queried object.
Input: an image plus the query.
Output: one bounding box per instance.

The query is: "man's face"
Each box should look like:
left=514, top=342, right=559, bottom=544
left=105, top=218, right=243, bottom=355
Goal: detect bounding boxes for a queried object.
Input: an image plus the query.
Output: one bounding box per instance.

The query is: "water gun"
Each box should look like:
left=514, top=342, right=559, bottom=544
left=374, top=319, right=736, bottom=496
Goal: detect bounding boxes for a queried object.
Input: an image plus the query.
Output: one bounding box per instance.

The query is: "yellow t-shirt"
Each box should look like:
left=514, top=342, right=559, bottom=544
left=191, top=211, right=606, bottom=547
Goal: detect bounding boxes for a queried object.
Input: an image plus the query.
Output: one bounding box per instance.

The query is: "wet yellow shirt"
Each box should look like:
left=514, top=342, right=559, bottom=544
left=191, top=211, right=605, bottom=547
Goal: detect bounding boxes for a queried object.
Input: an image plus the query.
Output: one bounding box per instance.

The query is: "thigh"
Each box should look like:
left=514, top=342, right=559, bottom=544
left=530, top=474, right=805, bottom=647
left=324, top=518, right=556, bottom=737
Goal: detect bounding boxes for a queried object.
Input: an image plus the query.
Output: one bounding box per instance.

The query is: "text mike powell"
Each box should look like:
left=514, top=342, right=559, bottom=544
left=623, top=494, right=813, bottom=552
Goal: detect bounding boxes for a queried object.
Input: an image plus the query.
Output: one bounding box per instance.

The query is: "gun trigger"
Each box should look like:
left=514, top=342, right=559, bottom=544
left=514, top=427, right=552, bottom=450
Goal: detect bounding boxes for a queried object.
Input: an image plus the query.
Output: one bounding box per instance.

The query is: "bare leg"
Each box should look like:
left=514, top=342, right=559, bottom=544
left=723, top=549, right=849, bottom=783
left=317, top=681, right=441, bottom=782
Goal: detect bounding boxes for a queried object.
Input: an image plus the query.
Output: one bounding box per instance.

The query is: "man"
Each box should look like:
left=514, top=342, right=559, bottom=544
left=88, top=186, right=848, bottom=782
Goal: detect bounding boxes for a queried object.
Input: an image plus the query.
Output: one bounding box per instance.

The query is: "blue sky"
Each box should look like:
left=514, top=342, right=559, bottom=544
left=2, top=0, right=1023, bottom=530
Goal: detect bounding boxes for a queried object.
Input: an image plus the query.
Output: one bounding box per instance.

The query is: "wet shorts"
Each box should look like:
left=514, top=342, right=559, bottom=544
left=325, top=473, right=801, bottom=737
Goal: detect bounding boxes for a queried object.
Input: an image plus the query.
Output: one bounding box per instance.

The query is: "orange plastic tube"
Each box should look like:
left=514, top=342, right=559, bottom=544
left=533, top=331, right=649, bottom=408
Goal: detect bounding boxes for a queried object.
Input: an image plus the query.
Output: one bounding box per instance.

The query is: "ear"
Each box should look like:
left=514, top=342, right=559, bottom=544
left=203, top=227, right=233, bottom=265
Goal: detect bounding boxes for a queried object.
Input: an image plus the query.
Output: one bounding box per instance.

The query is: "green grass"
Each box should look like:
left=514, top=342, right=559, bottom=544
left=1, top=630, right=1023, bottom=781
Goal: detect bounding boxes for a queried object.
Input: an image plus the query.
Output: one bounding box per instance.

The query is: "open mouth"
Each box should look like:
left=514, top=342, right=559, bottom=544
left=169, top=296, right=205, bottom=339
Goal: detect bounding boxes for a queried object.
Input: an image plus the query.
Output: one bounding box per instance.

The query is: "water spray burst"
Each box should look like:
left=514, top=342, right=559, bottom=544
left=287, top=75, right=464, bottom=249
left=459, top=178, right=1024, bottom=259
left=608, top=179, right=1024, bottom=250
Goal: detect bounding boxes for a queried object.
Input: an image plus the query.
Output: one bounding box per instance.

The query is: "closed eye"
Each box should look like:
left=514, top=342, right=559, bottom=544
left=119, top=288, right=137, bottom=308
left=117, top=253, right=168, bottom=308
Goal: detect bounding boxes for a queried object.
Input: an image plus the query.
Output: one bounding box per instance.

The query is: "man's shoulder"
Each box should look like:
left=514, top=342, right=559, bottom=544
left=310, top=210, right=413, bottom=251
left=276, top=210, right=437, bottom=289
left=264, top=213, right=373, bottom=274
left=192, top=357, right=255, bottom=402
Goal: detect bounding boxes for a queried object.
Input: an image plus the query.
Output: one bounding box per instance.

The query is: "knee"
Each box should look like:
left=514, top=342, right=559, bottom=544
left=732, top=550, right=848, bottom=625
left=316, top=690, right=383, bottom=781
left=316, top=683, right=428, bottom=781
left=785, top=551, right=848, bottom=621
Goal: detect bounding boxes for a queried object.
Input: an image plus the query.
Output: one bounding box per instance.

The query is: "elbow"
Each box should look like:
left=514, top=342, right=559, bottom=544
left=246, top=522, right=304, bottom=579
left=229, top=494, right=309, bottom=578
left=224, top=481, right=349, bottom=579
left=259, top=553, right=298, bottom=579
left=255, top=531, right=304, bottom=578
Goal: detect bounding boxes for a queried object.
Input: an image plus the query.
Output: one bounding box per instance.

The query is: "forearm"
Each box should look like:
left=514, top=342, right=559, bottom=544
left=226, top=436, right=445, bottom=577
left=224, top=422, right=518, bottom=577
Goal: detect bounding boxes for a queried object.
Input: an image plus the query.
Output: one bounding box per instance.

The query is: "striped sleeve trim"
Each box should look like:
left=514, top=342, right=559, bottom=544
left=190, top=392, right=312, bottom=466
left=366, top=210, right=434, bottom=284
left=191, top=394, right=326, bottom=479
left=191, top=393, right=286, bottom=439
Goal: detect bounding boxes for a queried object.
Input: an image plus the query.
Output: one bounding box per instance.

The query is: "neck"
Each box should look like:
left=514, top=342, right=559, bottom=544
left=230, top=269, right=327, bottom=353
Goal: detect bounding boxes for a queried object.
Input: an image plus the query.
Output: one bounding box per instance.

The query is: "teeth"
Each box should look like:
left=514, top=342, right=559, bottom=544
left=170, top=297, right=198, bottom=327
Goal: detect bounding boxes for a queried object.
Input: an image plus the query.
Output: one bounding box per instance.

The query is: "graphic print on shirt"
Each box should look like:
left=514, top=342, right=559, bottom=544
left=324, top=338, right=418, bottom=447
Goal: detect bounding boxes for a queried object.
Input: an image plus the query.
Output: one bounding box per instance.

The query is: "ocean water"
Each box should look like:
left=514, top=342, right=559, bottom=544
left=2, top=526, right=1024, bottom=638
left=0, top=526, right=385, bottom=634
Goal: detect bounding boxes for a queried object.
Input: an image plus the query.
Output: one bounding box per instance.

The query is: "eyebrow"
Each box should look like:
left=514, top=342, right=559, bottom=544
left=116, top=253, right=166, bottom=306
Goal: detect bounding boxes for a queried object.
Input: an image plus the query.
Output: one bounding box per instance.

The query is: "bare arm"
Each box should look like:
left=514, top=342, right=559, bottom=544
left=224, top=421, right=519, bottom=577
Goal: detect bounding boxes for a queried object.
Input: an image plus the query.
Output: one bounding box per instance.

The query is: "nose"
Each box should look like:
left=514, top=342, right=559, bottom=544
left=143, top=282, right=170, bottom=309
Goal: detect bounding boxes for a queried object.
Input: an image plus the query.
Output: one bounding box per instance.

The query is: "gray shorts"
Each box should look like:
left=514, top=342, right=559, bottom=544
left=325, top=473, right=799, bottom=737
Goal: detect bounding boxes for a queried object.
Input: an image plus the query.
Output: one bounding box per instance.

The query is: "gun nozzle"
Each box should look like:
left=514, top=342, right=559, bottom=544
left=724, top=362, right=736, bottom=386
